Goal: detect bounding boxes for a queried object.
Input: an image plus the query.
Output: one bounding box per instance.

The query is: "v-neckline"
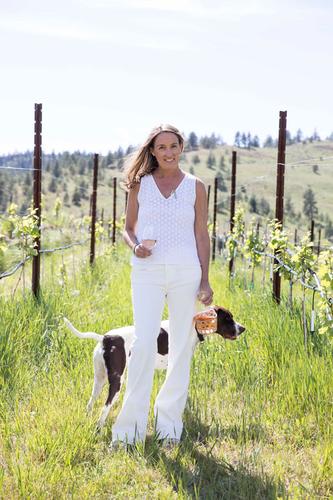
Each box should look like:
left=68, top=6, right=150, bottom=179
left=151, top=172, right=187, bottom=200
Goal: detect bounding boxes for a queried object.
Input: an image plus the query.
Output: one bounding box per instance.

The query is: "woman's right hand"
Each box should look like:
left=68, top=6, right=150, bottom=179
left=134, top=243, right=152, bottom=258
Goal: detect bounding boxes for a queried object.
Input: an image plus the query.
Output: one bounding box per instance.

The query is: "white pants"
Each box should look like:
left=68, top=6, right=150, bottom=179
left=112, top=263, right=202, bottom=444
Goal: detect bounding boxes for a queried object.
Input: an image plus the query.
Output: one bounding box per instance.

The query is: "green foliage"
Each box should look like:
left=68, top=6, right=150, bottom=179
left=265, top=221, right=289, bottom=277
left=290, top=235, right=316, bottom=282
left=226, top=208, right=245, bottom=261
left=317, top=249, right=333, bottom=339
left=243, top=220, right=265, bottom=266
left=13, top=207, right=40, bottom=258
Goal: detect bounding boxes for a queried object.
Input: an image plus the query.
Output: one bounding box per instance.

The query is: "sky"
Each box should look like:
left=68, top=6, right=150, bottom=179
left=0, top=0, right=332, bottom=154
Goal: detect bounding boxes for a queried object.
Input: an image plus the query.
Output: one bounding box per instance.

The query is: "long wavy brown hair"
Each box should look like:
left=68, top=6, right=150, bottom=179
left=123, top=124, right=184, bottom=189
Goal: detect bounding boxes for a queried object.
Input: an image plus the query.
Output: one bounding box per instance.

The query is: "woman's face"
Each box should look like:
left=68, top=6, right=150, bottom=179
left=151, top=132, right=182, bottom=169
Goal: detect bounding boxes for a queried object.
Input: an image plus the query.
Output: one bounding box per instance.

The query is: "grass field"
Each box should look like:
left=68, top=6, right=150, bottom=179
left=1, top=245, right=333, bottom=499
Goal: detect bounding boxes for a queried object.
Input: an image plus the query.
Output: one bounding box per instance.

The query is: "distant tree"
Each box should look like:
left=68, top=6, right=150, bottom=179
left=246, top=133, right=251, bottom=149
left=303, top=187, right=318, bottom=220
left=219, top=155, right=226, bottom=170
left=24, top=172, right=31, bottom=187
left=286, top=130, right=293, bottom=145
left=295, top=129, right=303, bottom=143
left=207, top=152, right=216, bottom=169
left=48, top=178, right=57, bottom=193
left=79, top=162, right=86, bottom=175
left=234, top=131, right=241, bottom=147
left=251, top=135, right=260, bottom=148
left=200, top=134, right=219, bottom=149
left=216, top=173, right=227, bottom=192
left=285, top=196, right=296, bottom=218
left=309, top=129, right=321, bottom=142
left=72, top=188, right=81, bottom=206
left=326, top=132, right=333, bottom=141
left=80, top=180, right=89, bottom=199
left=312, top=164, right=319, bottom=175
left=259, top=197, right=270, bottom=215
left=249, top=194, right=258, bottom=213
left=53, top=160, right=61, bottom=178
left=324, top=215, right=333, bottom=239
left=106, top=151, right=114, bottom=165
left=126, top=145, right=135, bottom=155
left=188, top=132, right=199, bottom=150
left=64, top=192, right=70, bottom=206
left=241, top=133, right=247, bottom=148
left=115, top=147, right=124, bottom=159
left=192, top=154, right=200, bottom=165
left=263, top=135, right=274, bottom=147
left=189, top=166, right=195, bottom=175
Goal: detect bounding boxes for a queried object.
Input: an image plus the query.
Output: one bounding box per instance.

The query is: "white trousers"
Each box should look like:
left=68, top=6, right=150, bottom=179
left=112, top=263, right=202, bottom=444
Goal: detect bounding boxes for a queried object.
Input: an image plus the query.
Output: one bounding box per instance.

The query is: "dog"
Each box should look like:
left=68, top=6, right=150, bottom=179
left=64, top=306, right=245, bottom=429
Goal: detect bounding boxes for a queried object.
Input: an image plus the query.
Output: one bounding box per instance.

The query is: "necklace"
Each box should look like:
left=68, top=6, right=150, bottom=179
left=153, top=171, right=185, bottom=199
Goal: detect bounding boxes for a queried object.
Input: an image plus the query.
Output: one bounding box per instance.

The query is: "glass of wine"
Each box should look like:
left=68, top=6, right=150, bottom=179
left=142, top=225, right=157, bottom=250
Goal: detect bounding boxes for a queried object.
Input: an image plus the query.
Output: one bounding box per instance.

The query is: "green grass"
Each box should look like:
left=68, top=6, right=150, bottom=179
left=1, top=245, right=333, bottom=498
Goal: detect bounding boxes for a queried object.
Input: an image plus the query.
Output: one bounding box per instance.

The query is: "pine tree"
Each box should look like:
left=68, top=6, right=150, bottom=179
left=234, top=132, right=241, bottom=147
left=263, top=135, right=274, bottom=147
left=72, top=188, right=81, bottom=206
left=48, top=177, right=57, bottom=193
left=64, top=192, right=70, bottom=206
left=252, top=135, right=260, bottom=147
left=259, top=197, right=270, bottom=215
left=249, top=194, right=258, bottom=213
left=295, top=129, right=303, bottom=143
left=188, top=132, right=199, bottom=150
left=285, top=196, right=296, bottom=218
left=207, top=152, right=216, bottom=169
left=53, top=160, right=61, bottom=178
left=192, top=154, right=200, bottom=165
left=303, top=187, right=318, bottom=219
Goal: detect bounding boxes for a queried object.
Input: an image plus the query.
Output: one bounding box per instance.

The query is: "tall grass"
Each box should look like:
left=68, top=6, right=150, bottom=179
left=1, top=246, right=332, bottom=498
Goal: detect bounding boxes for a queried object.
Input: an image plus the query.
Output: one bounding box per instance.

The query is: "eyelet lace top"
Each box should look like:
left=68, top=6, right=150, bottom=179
left=132, top=172, right=200, bottom=266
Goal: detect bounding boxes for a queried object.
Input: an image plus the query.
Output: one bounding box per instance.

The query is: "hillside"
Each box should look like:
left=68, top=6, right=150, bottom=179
left=0, top=140, right=332, bottom=241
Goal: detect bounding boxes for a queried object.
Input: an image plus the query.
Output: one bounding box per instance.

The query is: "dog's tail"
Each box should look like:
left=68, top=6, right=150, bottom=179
left=63, top=317, right=104, bottom=342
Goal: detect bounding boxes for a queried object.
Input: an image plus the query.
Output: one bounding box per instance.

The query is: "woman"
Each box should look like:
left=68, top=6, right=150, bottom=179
left=112, top=124, right=213, bottom=447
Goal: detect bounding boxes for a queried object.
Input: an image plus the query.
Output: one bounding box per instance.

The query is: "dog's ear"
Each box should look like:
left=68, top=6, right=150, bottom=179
left=214, top=306, right=237, bottom=338
left=215, top=306, right=233, bottom=321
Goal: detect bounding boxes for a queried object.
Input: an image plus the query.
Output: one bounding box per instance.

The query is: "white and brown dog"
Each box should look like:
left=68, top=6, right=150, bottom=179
left=64, top=306, right=245, bottom=429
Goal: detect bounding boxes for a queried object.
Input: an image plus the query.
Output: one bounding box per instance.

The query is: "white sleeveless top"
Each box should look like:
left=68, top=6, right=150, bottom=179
left=132, top=172, right=200, bottom=266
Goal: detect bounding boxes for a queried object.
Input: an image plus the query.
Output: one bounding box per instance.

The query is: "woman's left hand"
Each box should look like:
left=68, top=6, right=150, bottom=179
left=197, top=280, right=214, bottom=306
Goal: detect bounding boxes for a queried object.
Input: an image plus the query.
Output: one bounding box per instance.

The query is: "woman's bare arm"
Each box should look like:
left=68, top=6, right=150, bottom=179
left=123, top=184, right=151, bottom=258
left=194, top=179, right=213, bottom=305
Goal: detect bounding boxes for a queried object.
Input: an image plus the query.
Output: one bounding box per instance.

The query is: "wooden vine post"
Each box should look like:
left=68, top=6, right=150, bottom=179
left=229, top=151, right=237, bottom=275
left=32, top=103, right=42, bottom=297
left=273, top=110, right=287, bottom=303
left=90, top=154, right=99, bottom=265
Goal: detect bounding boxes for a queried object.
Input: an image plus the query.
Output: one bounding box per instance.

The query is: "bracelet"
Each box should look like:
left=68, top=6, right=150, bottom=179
left=133, top=244, right=139, bottom=255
